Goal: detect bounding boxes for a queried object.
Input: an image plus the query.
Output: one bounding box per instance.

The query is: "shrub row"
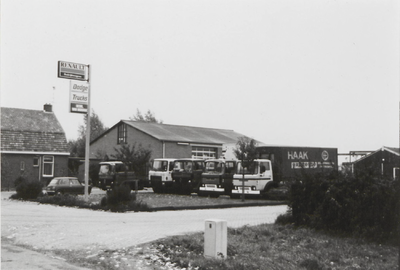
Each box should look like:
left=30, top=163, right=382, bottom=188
left=285, top=170, right=400, bottom=243
left=36, top=186, right=149, bottom=212
left=11, top=177, right=149, bottom=212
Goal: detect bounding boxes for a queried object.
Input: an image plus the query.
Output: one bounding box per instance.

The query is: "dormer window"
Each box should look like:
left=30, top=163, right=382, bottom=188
left=117, top=123, right=127, bottom=144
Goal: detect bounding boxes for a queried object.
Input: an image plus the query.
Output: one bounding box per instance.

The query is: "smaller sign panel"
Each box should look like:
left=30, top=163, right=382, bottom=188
left=58, top=61, right=88, bottom=81
left=70, top=103, right=88, bottom=113
left=70, top=80, right=89, bottom=114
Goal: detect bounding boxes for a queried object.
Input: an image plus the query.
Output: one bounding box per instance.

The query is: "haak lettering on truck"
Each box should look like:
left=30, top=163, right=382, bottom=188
left=256, top=146, right=338, bottom=183
left=231, top=146, right=338, bottom=198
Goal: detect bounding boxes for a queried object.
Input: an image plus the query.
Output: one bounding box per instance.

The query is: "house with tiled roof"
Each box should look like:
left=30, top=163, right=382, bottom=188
left=352, top=146, right=400, bottom=179
left=1, top=105, right=70, bottom=189
left=90, top=120, right=259, bottom=161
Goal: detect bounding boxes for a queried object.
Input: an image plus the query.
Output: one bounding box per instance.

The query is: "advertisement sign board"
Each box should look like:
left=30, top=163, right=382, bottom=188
left=58, top=61, right=88, bottom=81
left=70, top=80, right=89, bottom=114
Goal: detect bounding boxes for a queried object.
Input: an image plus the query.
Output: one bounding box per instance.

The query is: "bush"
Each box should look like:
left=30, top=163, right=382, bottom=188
left=13, top=177, right=43, bottom=200
left=106, top=184, right=134, bottom=206
left=38, top=194, right=88, bottom=207
left=101, top=185, right=149, bottom=212
left=288, top=171, right=400, bottom=243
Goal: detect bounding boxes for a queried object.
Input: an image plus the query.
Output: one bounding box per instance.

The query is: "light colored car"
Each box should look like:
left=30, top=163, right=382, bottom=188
left=45, top=177, right=92, bottom=195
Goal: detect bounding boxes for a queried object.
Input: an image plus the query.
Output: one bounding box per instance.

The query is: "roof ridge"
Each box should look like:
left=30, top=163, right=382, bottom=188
left=122, top=120, right=235, bottom=132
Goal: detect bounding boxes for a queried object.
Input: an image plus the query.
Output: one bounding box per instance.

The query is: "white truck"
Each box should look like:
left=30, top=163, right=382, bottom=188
left=231, top=159, right=274, bottom=197
left=149, top=158, right=176, bottom=193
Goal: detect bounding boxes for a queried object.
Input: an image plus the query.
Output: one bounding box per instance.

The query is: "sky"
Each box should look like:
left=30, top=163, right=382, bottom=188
left=1, top=0, right=399, bottom=156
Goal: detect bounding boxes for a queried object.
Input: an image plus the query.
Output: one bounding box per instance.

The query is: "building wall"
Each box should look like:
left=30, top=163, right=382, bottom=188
left=354, top=150, right=400, bottom=179
left=1, top=153, right=69, bottom=189
left=163, top=142, right=192, bottom=159
left=90, top=124, right=163, bottom=160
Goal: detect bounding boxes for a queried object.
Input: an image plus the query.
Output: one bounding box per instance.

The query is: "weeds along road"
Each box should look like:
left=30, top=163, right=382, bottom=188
left=1, top=191, right=288, bottom=251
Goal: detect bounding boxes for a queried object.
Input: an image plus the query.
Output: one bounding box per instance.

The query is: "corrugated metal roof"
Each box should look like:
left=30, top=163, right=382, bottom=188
left=122, top=121, right=248, bottom=145
left=1, top=107, right=68, bottom=153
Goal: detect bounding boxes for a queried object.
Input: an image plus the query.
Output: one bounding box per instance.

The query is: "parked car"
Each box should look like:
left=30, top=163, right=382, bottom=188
left=45, top=177, right=92, bottom=195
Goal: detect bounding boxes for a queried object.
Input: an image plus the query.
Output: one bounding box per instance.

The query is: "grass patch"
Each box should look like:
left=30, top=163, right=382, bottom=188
left=29, top=191, right=283, bottom=212
left=149, top=224, right=398, bottom=270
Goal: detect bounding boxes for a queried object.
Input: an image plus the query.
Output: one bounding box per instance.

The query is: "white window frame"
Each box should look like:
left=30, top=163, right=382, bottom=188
left=33, top=157, right=39, bottom=167
left=20, top=161, right=25, bottom=171
left=191, top=147, right=217, bottom=159
left=43, top=156, right=54, bottom=177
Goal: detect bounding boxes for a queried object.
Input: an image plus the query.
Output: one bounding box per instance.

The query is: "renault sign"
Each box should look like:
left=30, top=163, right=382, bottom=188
left=58, top=61, right=88, bottom=81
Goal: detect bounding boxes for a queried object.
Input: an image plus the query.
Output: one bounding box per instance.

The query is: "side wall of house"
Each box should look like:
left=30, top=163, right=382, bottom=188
left=1, top=153, right=69, bottom=190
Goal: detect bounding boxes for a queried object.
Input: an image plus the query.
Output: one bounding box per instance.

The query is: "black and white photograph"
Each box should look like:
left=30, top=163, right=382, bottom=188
left=1, top=0, right=399, bottom=269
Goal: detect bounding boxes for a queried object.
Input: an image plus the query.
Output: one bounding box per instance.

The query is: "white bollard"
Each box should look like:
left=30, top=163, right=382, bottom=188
left=204, top=219, right=227, bottom=259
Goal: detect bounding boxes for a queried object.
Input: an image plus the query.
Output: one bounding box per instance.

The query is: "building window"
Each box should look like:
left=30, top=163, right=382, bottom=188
left=43, top=156, right=54, bottom=177
left=192, top=147, right=217, bottom=159
left=33, top=157, right=39, bottom=167
left=118, top=124, right=127, bottom=144
left=20, top=161, right=25, bottom=171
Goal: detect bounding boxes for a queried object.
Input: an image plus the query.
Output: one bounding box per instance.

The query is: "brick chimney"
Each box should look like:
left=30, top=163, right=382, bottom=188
left=43, top=104, right=53, bottom=112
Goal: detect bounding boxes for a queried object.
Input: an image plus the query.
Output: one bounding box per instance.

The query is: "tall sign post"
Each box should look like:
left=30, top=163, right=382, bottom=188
left=58, top=61, right=91, bottom=201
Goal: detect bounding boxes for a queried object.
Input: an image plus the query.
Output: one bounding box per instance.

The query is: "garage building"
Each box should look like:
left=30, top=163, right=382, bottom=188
left=89, top=120, right=256, bottom=160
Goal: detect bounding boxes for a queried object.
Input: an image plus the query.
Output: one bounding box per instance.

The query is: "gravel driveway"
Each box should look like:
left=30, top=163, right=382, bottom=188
left=1, top=191, right=288, bottom=269
left=2, top=192, right=287, bottom=250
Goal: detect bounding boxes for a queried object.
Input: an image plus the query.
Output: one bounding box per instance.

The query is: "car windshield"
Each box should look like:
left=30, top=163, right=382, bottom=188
left=152, top=160, right=169, bottom=172
left=48, top=179, right=59, bottom=186
left=205, top=161, right=223, bottom=173
left=236, top=161, right=258, bottom=175
left=70, top=179, right=81, bottom=185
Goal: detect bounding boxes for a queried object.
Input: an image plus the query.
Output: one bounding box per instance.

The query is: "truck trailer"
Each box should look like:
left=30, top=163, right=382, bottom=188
left=231, top=146, right=338, bottom=197
left=256, top=145, right=338, bottom=182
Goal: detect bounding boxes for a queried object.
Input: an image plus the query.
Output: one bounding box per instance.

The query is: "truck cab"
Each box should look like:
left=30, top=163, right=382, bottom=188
left=198, top=159, right=236, bottom=197
left=149, top=158, right=176, bottom=193
left=98, top=161, right=140, bottom=191
left=231, top=159, right=273, bottom=197
left=171, top=158, right=205, bottom=194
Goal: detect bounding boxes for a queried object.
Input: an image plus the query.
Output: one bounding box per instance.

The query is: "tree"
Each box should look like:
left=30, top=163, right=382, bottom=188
left=111, top=143, right=152, bottom=177
left=130, top=109, right=163, bottom=123
left=68, top=109, right=108, bottom=158
left=68, top=110, right=108, bottom=176
left=233, top=136, right=258, bottom=201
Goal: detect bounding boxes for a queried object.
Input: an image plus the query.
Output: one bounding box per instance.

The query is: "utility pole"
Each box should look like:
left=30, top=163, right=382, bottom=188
left=84, top=65, right=91, bottom=201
